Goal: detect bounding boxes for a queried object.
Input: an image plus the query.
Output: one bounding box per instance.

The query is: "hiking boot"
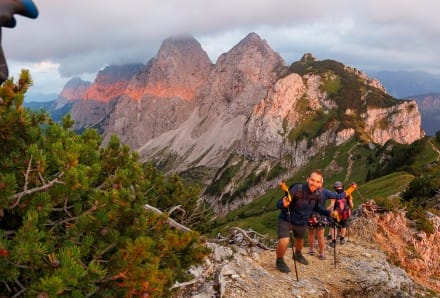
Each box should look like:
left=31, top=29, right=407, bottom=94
left=308, top=249, right=315, bottom=255
left=318, top=254, right=326, bottom=260
left=340, top=238, right=346, bottom=245
left=276, top=258, right=291, bottom=273
left=329, top=240, right=336, bottom=248
left=294, top=252, right=309, bottom=265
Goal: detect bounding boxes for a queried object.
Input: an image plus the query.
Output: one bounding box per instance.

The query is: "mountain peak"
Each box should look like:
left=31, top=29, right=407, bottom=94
left=58, top=77, right=91, bottom=101
left=125, top=35, right=212, bottom=101
left=230, top=32, right=278, bottom=57
left=157, top=35, right=210, bottom=62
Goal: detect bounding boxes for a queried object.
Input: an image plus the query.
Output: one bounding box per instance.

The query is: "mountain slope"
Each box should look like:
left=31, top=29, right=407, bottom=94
left=133, top=47, right=423, bottom=215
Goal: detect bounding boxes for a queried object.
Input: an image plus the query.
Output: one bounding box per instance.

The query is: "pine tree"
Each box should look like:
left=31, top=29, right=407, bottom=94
left=0, top=71, right=210, bottom=297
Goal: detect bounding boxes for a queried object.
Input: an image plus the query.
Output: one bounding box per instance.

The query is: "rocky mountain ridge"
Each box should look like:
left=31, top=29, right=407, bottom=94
left=49, top=32, right=425, bottom=214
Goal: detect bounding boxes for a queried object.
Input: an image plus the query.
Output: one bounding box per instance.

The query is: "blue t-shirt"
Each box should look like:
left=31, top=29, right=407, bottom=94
left=277, top=183, right=348, bottom=225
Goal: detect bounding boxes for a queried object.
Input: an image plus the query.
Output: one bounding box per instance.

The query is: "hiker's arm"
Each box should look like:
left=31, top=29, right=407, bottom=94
left=348, top=194, right=354, bottom=209
left=327, top=198, right=336, bottom=211
left=319, top=191, right=341, bottom=219
left=322, top=188, right=344, bottom=200
left=322, top=183, right=357, bottom=199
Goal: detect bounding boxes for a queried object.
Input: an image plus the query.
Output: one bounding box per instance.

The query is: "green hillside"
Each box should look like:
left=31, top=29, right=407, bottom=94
left=210, top=135, right=440, bottom=239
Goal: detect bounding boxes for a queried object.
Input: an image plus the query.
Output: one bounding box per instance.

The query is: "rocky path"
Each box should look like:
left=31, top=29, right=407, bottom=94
left=343, top=143, right=358, bottom=184
left=221, top=238, right=403, bottom=297
left=174, top=210, right=440, bottom=297
left=429, top=139, right=440, bottom=161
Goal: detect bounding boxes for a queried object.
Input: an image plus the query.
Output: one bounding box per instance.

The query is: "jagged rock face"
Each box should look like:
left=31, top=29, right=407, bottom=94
left=198, top=32, right=285, bottom=118
left=363, top=100, right=424, bottom=145
left=125, top=36, right=212, bottom=101
left=84, top=64, right=144, bottom=103
left=103, top=36, right=213, bottom=149
left=238, top=68, right=423, bottom=168
left=53, top=78, right=90, bottom=110
left=137, top=33, right=286, bottom=169
left=376, top=211, right=440, bottom=292
left=70, top=64, right=142, bottom=131
left=239, top=73, right=307, bottom=161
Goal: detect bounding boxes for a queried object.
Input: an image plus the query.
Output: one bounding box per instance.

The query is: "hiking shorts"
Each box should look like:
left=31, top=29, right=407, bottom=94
left=339, top=219, right=349, bottom=228
left=308, top=222, right=326, bottom=230
left=277, top=219, right=306, bottom=239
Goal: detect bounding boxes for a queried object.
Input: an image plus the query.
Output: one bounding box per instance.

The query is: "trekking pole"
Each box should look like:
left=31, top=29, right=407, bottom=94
left=356, top=188, right=366, bottom=203
left=287, top=209, right=299, bottom=281
left=280, top=181, right=299, bottom=281
left=333, top=220, right=337, bottom=268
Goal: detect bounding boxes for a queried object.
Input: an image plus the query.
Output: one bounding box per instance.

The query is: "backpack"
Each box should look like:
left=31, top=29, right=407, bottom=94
left=281, top=182, right=321, bottom=204
left=335, top=197, right=351, bottom=221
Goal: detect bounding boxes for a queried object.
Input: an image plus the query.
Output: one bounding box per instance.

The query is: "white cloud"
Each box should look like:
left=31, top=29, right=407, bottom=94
left=2, top=0, right=440, bottom=97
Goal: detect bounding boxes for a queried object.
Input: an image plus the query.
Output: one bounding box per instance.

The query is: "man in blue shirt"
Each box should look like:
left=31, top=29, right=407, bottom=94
left=275, top=170, right=357, bottom=273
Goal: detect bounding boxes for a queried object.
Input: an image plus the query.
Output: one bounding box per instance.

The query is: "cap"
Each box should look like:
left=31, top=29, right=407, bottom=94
left=333, top=181, right=343, bottom=189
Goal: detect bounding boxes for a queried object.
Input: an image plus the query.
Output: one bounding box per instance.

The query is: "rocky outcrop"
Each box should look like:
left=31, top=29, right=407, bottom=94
left=376, top=211, right=440, bottom=292
left=363, top=100, right=424, bottom=145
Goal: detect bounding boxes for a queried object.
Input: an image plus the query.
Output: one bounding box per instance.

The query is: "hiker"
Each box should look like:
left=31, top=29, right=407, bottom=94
left=0, top=0, right=39, bottom=83
left=307, top=210, right=330, bottom=260
left=275, top=170, right=357, bottom=273
left=327, top=181, right=354, bottom=247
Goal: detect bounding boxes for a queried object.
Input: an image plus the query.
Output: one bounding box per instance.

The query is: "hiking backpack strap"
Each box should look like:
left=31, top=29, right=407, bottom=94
left=289, top=183, right=303, bottom=200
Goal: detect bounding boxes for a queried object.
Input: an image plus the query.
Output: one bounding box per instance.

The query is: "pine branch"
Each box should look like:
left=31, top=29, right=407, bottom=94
left=8, top=172, right=65, bottom=209
left=47, top=201, right=99, bottom=232
left=92, top=243, right=116, bottom=262
left=23, top=155, right=33, bottom=192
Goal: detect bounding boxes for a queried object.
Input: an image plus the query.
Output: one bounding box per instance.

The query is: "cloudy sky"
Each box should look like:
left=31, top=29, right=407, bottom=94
left=4, top=0, right=440, bottom=98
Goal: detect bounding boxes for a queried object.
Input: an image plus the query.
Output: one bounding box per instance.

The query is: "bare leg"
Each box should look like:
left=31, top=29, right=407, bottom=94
left=294, top=237, right=304, bottom=254
left=317, top=228, right=325, bottom=255
left=340, top=227, right=347, bottom=238
left=329, top=226, right=336, bottom=240
left=276, top=237, right=290, bottom=258
left=308, top=229, right=315, bottom=252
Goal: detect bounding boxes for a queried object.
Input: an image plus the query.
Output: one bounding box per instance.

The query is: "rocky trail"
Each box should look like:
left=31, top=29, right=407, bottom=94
left=218, top=237, right=426, bottom=298
left=172, top=206, right=440, bottom=298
